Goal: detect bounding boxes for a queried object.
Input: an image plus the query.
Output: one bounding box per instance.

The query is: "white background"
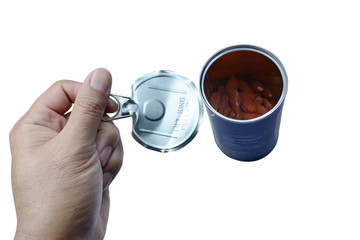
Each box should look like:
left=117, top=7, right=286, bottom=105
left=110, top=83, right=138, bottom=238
left=1, top=0, right=359, bottom=239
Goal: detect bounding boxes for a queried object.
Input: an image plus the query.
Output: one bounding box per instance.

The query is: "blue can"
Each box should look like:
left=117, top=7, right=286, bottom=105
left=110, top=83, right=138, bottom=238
left=200, top=45, right=288, bottom=161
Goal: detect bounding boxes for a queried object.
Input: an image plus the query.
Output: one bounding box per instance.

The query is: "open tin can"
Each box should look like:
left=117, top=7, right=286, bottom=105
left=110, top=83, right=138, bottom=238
left=200, top=45, right=288, bottom=161
left=104, top=45, right=287, bottom=161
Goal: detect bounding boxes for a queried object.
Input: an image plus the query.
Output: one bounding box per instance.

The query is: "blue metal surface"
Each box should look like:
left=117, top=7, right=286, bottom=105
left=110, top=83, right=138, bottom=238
left=206, top=101, right=284, bottom=161
left=200, top=45, right=288, bottom=161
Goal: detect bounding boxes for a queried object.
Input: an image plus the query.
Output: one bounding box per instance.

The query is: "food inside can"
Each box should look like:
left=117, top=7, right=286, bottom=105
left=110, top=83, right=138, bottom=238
left=206, top=75, right=279, bottom=120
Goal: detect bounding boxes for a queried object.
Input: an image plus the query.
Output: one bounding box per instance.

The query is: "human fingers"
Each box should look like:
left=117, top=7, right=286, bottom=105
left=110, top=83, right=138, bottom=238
left=64, top=68, right=112, bottom=142
left=95, top=121, right=121, bottom=167
left=29, top=80, right=81, bottom=116
left=22, top=78, right=117, bottom=133
left=102, top=139, right=123, bottom=190
left=63, top=97, right=117, bottom=122
left=15, top=80, right=81, bottom=134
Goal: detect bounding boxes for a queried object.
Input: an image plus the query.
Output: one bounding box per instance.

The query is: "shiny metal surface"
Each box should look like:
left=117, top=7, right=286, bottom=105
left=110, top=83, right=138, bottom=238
left=102, top=94, right=138, bottom=121
left=102, top=70, right=203, bottom=153
left=131, top=70, right=203, bottom=152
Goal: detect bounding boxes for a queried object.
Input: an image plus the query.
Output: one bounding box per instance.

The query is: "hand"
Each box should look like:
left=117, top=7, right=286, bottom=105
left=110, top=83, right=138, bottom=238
left=10, top=68, right=123, bottom=240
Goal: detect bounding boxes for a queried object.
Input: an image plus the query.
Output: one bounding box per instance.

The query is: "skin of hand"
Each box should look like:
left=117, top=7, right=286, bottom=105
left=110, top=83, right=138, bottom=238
left=9, top=68, right=123, bottom=240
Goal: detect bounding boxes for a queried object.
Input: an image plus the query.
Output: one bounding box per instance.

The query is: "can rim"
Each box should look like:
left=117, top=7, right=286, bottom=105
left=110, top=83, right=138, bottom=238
left=200, top=44, right=288, bottom=124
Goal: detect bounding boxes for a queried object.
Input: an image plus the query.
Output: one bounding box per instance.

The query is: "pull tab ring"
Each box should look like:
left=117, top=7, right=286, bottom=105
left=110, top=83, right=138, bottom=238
left=102, top=94, right=138, bottom=121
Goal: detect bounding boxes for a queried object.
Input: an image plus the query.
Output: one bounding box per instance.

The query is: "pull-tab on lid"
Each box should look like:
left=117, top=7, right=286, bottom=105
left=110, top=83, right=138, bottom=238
left=131, top=70, right=203, bottom=152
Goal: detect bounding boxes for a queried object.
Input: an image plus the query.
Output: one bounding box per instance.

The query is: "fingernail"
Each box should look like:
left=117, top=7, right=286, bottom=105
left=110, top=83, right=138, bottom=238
left=103, top=172, right=113, bottom=190
left=90, top=68, right=112, bottom=93
left=100, top=146, right=112, bottom=167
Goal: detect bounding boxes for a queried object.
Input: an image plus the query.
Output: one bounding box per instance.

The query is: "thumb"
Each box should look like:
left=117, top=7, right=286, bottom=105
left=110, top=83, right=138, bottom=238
left=66, top=68, right=112, bottom=142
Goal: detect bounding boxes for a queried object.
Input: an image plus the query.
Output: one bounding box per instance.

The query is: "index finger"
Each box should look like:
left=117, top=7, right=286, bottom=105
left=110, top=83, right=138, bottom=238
left=30, top=80, right=81, bottom=116
left=30, top=80, right=117, bottom=116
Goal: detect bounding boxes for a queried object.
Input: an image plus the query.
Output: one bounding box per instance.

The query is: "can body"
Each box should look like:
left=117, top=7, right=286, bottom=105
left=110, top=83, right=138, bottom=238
left=200, top=45, right=288, bottom=161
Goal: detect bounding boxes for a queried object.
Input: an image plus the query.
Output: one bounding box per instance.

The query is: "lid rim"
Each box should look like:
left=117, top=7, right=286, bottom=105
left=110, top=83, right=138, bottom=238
left=131, top=70, right=203, bottom=152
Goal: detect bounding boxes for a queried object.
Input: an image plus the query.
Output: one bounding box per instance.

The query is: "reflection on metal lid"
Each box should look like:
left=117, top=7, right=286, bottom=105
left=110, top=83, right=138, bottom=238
left=131, top=70, right=203, bottom=152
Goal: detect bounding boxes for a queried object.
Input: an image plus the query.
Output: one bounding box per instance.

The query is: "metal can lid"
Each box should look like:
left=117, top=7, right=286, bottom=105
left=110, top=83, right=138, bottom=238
left=131, top=70, right=203, bottom=152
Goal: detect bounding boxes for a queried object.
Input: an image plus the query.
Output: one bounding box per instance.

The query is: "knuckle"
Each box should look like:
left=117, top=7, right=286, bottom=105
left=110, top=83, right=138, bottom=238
left=53, top=79, right=75, bottom=86
left=99, top=122, right=120, bottom=142
left=52, top=79, right=68, bottom=88
left=77, top=96, right=105, bottom=117
left=108, top=125, right=120, bottom=141
left=9, top=117, right=24, bottom=142
left=110, top=145, right=124, bottom=173
left=9, top=126, right=16, bottom=146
